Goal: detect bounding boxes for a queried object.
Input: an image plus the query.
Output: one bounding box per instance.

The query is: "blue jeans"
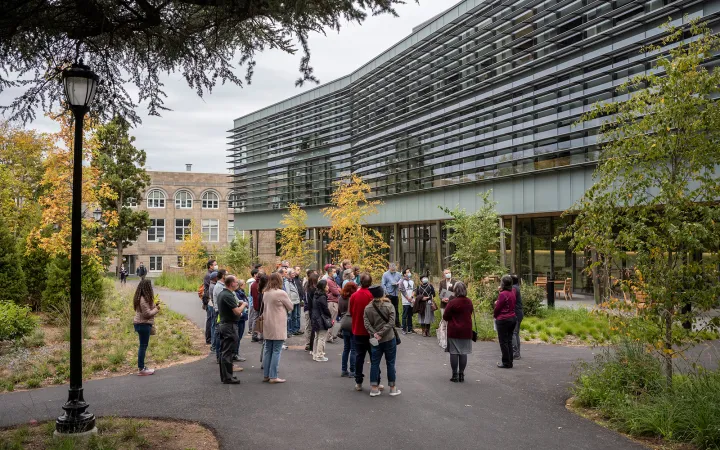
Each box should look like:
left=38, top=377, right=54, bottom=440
left=209, top=308, right=217, bottom=347
left=263, top=339, right=284, bottom=379
left=370, top=338, right=397, bottom=386
left=341, top=329, right=356, bottom=373
left=291, top=304, right=301, bottom=333
left=235, top=320, right=246, bottom=356
left=134, top=323, right=152, bottom=370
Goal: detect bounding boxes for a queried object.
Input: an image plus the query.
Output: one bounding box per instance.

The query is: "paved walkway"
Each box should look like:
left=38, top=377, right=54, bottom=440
left=0, top=284, right=645, bottom=450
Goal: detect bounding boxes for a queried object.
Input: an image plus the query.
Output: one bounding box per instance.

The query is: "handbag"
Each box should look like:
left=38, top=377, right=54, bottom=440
left=340, top=313, right=352, bottom=332
left=323, top=315, right=333, bottom=330
left=431, top=301, right=438, bottom=312
left=471, top=308, right=478, bottom=342
left=372, top=302, right=401, bottom=345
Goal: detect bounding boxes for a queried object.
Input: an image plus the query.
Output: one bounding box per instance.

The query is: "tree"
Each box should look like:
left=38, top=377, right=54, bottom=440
left=278, top=203, right=316, bottom=269
left=322, top=174, right=388, bottom=280
left=178, top=220, right=207, bottom=278
left=1, top=0, right=408, bottom=125
left=219, top=234, right=253, bottom=276
left=440, top=191, right=506, bottom=284
left=563, top=20, right=720, bottom=387
left=91, top=117, right=151, bottom=277
left=28, top=111, right=114, bottom=261
left=0, top=217, right=28, bottom=304
left=0, top=121, right=50, bottom=237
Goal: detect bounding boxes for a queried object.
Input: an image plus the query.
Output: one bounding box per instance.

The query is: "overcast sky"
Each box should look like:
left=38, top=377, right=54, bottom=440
left=2, top=1, right=459, bottom=173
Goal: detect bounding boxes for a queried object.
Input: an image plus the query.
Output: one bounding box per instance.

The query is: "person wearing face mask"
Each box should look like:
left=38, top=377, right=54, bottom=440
left=382, top=263, right=402, bottom=328
left=437, top=268, right=458, bottom=349
left=414, top=273, right=436, bottom=337
left=398, top=268, right=415, bottom=334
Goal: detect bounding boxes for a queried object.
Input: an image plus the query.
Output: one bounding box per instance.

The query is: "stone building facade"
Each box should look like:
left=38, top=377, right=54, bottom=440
left=112, top=170, right=238, bottom=276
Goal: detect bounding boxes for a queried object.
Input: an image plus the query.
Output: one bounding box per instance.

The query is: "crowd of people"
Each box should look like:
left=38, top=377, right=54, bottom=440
left=130, top=258, right=525, bottom=392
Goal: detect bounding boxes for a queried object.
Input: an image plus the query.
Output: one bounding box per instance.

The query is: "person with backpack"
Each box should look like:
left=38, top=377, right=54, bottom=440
left=363, top=285, right=401, bottom=397
left=136, top=262, right=148, bottom=280
left=311, top=279, right=333, bottom=362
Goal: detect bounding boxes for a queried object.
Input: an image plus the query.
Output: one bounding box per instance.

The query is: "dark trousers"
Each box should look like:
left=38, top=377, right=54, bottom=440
left=370, top=338, right=397, bottom=386
left=353, top=335, right=374, bottom=386
left=204, top=305, right=213, bottom=344
left=235, top=319, right=246, bottom=356
left=218, top=322, right=239, bottom=382
left=341, top=329, right=356, bottom=373
left=512, top=314, right=523, bottom=357
left=388, top=295, right=400, bottom=327
left=402, top=304, right=414, bottom=332
left=496, top=318, right=516, bottom=367
left=134, top=323, right=152, bottom=370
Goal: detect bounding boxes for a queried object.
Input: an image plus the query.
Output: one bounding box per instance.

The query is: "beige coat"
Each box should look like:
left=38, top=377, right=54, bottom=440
left=261, top=288, right=293, bottom=340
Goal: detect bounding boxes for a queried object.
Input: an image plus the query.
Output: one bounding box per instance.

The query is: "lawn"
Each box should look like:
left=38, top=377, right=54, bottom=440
left=0, top=286, right=205, bottom=392
left=0, top=417, right=217, bottom=450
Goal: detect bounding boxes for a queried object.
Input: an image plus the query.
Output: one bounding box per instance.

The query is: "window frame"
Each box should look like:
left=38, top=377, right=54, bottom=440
left=201, top=191, right=220, bottom=209
left=149, top=256, right=163, bottom=272
left=146, top=189, right=166, bottom=208
left=202, top=218, right=220, bottom=242
left=147, top=218, right=165, bottom=242
left=174, top=190, right=194, bottom=209
left=175, top=219, right=192, bottom=242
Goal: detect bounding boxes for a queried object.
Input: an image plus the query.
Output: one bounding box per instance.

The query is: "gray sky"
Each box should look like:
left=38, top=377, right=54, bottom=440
left=2, top=1, right=458, bottom=174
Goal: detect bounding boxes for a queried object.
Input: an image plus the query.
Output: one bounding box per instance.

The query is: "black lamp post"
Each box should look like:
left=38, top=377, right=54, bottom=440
left=55, top=60, right=99, bottom=437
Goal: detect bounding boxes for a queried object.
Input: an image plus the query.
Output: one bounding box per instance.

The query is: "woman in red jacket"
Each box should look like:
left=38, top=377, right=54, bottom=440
left=442, top=282, right=474, bottom=383
left=494, top=275, right=517, bottom=369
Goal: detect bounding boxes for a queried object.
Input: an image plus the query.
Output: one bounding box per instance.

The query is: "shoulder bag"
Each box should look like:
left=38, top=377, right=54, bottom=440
left=372, top=302, right=401, bottom=345
left=340, top=312, right=352, bottom=332
left=471, top=306, right=478, bottom=342
left=255, top=297, right=265, bottom=334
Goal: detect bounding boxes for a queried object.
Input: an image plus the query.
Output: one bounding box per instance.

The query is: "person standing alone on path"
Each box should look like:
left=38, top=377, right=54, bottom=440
left=442, top=282, right=474, bottom=382
left=349, top=274, right=375, bottom=392
left=382, top=263, right=402, bottom=328
left=217, top=276, right=247, bottom=384
left=363, top=285, right=401, bottom=397
left=119, top=264, right=128, bottom=285
left=133, top=279, right=159, bottom=376
left=511, top=275, right=524, bottom=360
left=261, top=273, right=293, bottom=383
left=494, top=275, right=517, bottom=369
left=136, top=262, right=147, bottom=280
left=399, top=268, right=415, bottom=334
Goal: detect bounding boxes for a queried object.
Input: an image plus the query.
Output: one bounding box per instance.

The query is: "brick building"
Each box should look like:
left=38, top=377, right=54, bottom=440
left=112, top=168, right=238, bottom=276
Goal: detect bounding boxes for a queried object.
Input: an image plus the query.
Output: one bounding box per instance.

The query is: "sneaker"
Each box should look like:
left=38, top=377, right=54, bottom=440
left=378, top=384, right=385, bottom=391
left=370, top=388, right=381, bottom=397
left=513, top=355, right=521, bottom=360
left=402, top=330, right=407, bottom=335
left=236, top=356, right=247, bottom=362
left=138, top=368, right=155, bottom=376
left=315, top=357, right=329, bottom=362
left=341, top=371, right=350, bottom=377
left=389, top=387, right=402, bottom=396
left=294, top=331, right=304, bottom=336
left=282, top=345, right=288, bottom=350
left=349, top=372, right=356, bottom=378
left=304, top=345, right=311, bottom=351
left=210, top=347, right=216, bottom=353
left=354, top=384, right=363, bottom=391
left=232, top=355, right=241, bottom=361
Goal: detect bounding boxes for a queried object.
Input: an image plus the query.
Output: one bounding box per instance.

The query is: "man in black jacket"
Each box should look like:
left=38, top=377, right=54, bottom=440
left=136, top=262, right=148, bottom=280
left=292, top=266, right=306, bottom=336
left=217, top=276, right=247, bottom=384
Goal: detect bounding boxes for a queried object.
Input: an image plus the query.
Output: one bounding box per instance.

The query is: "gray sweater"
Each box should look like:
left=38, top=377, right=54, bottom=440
left=363, top=299, right=396, bottom=343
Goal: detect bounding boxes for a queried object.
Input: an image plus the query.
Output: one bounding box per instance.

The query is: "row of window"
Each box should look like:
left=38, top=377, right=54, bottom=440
left=147, top=219, right=234, bottom=243
left=145, top=189, right=242, bottom=209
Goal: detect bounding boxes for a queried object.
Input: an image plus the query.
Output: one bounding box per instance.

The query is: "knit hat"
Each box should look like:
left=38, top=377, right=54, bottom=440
left=369, top=285, right=384, bottom=299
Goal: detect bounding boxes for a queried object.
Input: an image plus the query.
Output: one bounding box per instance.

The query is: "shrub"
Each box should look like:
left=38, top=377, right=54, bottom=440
left=42, top=255, right=107, bottom=319
left=520, top=284, right=545, bottom=316
left=155, top=272, right=200, bottom=292
left=0, top=218, right=28, bottom=304
left=469, top=282, right=501, bottom=313
left=0, top=301, right=37, bottom=340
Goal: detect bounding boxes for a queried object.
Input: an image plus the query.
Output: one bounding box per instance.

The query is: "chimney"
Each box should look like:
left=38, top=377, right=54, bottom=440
left=186, top=164, right=192, bottom=172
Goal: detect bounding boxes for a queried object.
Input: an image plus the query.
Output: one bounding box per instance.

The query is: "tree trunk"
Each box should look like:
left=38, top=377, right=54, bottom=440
left=591, top=249, right=600, bottom=304
left=664, top=308, right=673, bottom=389
left=116, top=240, right=123, bottom=278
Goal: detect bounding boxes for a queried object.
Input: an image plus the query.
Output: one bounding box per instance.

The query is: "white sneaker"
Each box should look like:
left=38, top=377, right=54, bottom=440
left=315, top=357, right=329, bottom=362
left=389, top=387, right=402, bottom=396
left=369, top=388, right=381, bottom=397
left=354, top=384, right=363, bottom=392
left=138, top=368, right=155, bottom=376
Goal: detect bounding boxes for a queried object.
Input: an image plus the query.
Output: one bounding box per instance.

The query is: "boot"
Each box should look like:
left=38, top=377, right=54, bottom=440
left=459, top=373, right=465, bottom=383
left=450, top=372, right=459, bottom=383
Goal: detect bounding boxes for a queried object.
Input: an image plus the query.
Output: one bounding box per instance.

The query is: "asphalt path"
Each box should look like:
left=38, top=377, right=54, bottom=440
left=0, top=281, right=646, bottom=450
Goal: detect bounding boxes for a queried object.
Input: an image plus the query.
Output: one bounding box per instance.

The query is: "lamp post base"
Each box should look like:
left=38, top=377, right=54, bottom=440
left=55, top=393, right=96, bottom=435
left=54, top=427, right=98, bottom=439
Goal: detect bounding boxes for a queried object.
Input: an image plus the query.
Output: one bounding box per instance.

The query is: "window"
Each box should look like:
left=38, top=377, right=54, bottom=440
left=202, top=219, right=219, bottom=242
left=177, top=256, right=185, bottom=268
left=175, top=219, right=192, bottom=242
left=228, top=191, right=241, bottom=208
left=202, top=191, right=219, bottom=209
left=228, top=219, right=235, bottom=242
left=175, top=190, right=193, bottom=209
left=147, top=219, right=165, bottom=242
left=149, top=256, right=163, bottom=271
left=146, top=190, right=165, bottom=208
left=125, top=197, right=137, bottom=207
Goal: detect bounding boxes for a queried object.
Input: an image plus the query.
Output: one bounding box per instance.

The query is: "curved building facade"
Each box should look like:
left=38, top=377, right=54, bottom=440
left=229, top=0, right=720, bottom=287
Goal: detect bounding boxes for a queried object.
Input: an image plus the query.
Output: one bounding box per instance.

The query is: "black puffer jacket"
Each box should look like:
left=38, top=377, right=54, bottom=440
left=311, top=291, right=331, bottom=332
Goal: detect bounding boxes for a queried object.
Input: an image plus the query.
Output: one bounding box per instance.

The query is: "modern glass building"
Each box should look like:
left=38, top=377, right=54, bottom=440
left=229, top=0, right=720, bottom=292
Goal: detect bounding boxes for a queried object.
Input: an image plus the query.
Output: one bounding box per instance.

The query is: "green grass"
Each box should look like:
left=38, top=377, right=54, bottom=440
left=0, top=286, right=203, bottom=392
left=154, top=271, right=200, bottom=292
left=573, top=340, right=720, bottom=449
